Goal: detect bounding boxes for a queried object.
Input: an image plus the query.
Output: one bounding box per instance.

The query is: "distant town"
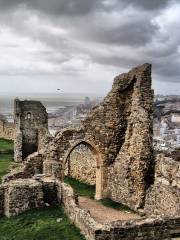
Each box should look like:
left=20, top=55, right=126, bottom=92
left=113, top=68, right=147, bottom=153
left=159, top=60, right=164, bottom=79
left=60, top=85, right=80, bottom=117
left=0, top=94, right=180, bottom=153
left=154, top=95, right=180, bottom=152
left=48, top=96, right=100, bottom=134
left=49, top=94, right=180, bottom=153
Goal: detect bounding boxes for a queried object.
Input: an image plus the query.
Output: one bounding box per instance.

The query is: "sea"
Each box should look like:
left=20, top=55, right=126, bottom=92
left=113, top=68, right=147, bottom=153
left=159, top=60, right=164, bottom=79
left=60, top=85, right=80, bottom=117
left=0, top=93, right=102, bottom=121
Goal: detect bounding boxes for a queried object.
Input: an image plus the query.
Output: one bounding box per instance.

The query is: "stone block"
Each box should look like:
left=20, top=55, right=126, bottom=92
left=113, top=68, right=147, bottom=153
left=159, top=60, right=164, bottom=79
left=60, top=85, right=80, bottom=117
left=4, top=179, right=44, bottom=217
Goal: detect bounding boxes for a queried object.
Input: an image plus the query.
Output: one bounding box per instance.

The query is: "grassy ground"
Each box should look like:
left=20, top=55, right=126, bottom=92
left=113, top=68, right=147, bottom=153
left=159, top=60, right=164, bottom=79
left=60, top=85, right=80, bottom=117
left=0, top=206, right=85, bottom=240
left=0, top=139, right=14, bottom=154
left=64, top=176, right=134, bottom=212
left=0, top=154, right=14, bottom=182
left=0, top=138, right=85, bottom=240
left=64, top=176, right=95, bottom=198
left=99, top=199, right=136, bottom=213
left=0, top=138, right=14, bottom=182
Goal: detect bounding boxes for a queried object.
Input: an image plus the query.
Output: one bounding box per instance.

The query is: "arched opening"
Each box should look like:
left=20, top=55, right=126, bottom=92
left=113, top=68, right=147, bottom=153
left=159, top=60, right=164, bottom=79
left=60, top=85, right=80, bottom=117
left=64, top=141, right=104, bottom=200
left=27, top=112, right=32, bottom=119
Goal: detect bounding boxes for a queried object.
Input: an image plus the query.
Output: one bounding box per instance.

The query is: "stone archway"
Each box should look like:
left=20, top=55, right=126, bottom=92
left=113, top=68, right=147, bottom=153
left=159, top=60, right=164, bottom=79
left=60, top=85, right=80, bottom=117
left=63, top=140, right=104, bottom=200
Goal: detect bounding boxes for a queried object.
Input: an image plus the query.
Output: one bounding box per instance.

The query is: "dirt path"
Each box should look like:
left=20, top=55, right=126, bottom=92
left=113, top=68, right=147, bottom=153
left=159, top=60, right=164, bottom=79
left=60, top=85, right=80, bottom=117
left=79, top=197, right=141, bottom=224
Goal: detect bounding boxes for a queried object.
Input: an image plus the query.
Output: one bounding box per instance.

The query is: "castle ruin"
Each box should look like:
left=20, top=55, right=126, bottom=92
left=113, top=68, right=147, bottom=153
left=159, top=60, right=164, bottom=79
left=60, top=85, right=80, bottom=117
left=0, top=63, right=179, bottom=240
left=14, top=99, right=48, bottom=162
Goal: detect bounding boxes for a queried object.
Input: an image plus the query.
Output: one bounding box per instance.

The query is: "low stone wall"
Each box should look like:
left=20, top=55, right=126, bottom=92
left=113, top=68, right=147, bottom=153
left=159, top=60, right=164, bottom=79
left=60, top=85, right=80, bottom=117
left=60, top=182, right=180, bottom=240
left=144, top=155, right=180, bottom=217
left=3, top=152, right=43, bottom=183
left=94, top=217, right=180, bottom=240
left=0, top=177, right=179, bottom=239
left=65, top=144, right=96, bottom=185
left=60, top=182, right=99, bottom=240
left=0, top=119, right=14, bottom=140
left=0, top=178, right=61, bottom=217
left=3, top=179, right=44, bottom=217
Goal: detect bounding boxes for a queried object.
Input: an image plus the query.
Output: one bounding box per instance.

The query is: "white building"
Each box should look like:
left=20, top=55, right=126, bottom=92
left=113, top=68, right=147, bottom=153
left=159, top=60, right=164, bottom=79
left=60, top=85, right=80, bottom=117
left=171, top=113, right=180, bottom=123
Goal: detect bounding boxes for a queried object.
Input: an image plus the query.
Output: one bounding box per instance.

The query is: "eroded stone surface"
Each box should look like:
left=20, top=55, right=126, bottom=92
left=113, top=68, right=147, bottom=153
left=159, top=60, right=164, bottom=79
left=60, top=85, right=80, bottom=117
left=0, top=63, right=179, bottom=240
left=14, top=99, right=48, bottom=162
left=0, top=118, right=14, bottom=140
left=3, top=179, right=44, bottom=217
left=144, top=154, right=180, bottom=217
left=43, top=63, right=154, bottom=208
left=65, top=144, right=96, bottom=185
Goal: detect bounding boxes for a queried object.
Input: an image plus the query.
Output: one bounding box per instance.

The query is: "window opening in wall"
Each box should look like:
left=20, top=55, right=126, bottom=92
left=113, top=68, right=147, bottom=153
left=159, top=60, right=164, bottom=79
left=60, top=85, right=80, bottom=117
left=27, top=112, right=32, bottom=119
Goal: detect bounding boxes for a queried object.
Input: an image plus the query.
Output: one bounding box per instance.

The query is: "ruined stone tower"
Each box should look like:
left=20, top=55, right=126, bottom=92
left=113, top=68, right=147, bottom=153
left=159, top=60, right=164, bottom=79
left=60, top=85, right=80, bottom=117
left=14, top=99, right=48, bottom=162
left=0, top=64, right=179, bottom=240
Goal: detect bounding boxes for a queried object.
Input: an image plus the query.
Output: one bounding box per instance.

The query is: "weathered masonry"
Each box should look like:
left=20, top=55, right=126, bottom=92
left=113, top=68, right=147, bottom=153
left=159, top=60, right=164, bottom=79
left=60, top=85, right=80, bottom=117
left=65, top=144, right=96, bottom=185
left=0, top=118, right=14, bottom=140
left=0, top=63, right=179, bottom=240
left=43, top=63, right=154, bottom=208
left=14, top=99, right=48, bottom=162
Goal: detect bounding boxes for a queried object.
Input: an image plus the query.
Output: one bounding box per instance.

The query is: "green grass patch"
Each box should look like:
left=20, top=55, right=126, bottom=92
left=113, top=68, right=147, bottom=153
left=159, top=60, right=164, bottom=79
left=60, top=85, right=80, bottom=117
left=0, top=138, right=14, bottom=182
left=64, top=176, right=136, bottom=213
left=0, top=154, right=14, bottom=182
left=0, top=205, right=85, bottom=240
left=99, top=198, right=136, bottom=213
left=0, top=140, right=85, bottom=240
left=64, top=176, right=95, bottom=199
left=0, top=138, right=14, bottom=154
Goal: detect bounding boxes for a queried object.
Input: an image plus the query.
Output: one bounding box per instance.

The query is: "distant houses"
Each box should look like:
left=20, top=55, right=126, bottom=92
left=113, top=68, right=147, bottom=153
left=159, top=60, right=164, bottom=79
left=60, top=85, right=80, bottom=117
left=154, top=110, right=180, bottom=151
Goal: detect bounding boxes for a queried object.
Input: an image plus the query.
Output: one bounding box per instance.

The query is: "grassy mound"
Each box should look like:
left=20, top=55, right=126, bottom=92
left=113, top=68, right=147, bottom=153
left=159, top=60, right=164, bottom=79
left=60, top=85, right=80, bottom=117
left=0, top=206, right=85, bottom=240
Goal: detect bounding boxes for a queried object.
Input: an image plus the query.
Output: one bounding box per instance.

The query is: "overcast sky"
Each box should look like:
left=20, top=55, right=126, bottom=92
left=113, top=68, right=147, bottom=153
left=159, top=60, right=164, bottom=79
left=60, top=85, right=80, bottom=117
left=0, top=0, right=179, bottom=95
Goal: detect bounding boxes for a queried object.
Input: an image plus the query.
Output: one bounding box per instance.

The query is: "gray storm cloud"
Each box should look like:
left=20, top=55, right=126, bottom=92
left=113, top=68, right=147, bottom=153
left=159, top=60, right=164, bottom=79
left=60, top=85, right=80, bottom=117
left=0, top=0, right=172, bottom=13
left=0, top=0, right=179, bottom=94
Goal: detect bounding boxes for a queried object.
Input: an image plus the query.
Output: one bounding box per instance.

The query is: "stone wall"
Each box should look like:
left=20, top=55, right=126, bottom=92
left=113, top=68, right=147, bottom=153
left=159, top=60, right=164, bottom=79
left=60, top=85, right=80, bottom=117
left=65, top=144, right=96, bottom=185
left=3, top=179, right=44, bottom=217
left=0, top=176, right=179, bottom=239
left=0, top=178, right=61, bottom=217
left=60, top=182, right=100, bottom=240
left=106, top=63, right=154, bottom=209
left=144, top=154, right=180, bottom=217
left=0, top=119, right=14, bottom=140
left=43, top=128, right=86, bottom=180
left=14, top=99, right=48, bottom=162
left=94, top=217, right=180, bottom=240
left=60, top=181, right=180, bottom=240
left=2, top=152, right=43, bottom=183
left=1, top=63, right=179, bottom=239
left=44, top=63, right=154, bottom=208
